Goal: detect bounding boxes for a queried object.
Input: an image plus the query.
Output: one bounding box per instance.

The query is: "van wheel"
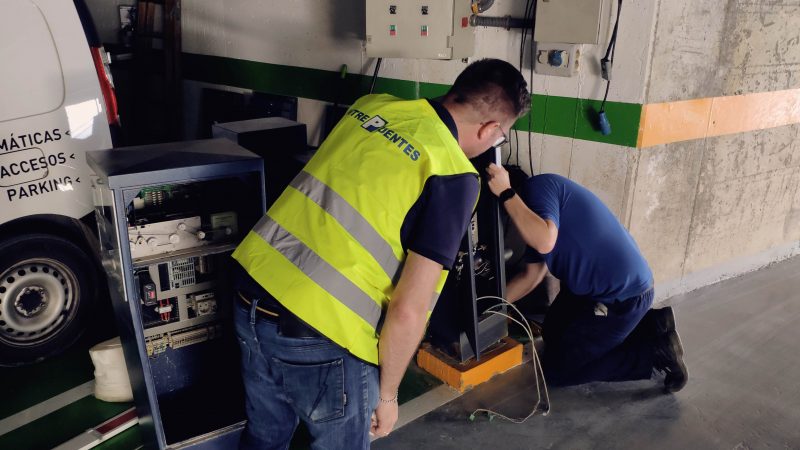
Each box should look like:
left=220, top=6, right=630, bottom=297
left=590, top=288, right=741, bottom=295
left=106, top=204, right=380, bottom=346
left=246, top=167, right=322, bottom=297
left=0, top=234, right=95, bottom=366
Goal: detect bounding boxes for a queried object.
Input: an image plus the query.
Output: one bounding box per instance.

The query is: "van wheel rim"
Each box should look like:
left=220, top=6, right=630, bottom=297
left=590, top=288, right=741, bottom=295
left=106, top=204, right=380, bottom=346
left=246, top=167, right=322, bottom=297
left=0, top=259, right=79, bottom=347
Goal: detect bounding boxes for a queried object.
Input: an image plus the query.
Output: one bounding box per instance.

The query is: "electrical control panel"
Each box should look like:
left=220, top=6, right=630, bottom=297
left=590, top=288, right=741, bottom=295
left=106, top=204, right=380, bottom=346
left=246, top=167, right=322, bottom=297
left=366, top=0, right=475, bottom=59
left=126, top=183, right=240, bottom=260
left=88, top=139, right=265, bottom=449
left=117, top=175, right=251, bottom=362
left=135, top=255, right=219, bottom=338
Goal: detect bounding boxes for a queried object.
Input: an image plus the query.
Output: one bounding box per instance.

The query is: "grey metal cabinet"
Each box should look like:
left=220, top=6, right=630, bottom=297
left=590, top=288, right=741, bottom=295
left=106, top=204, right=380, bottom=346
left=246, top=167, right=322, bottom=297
left=88, top=139, right=265, bottom=449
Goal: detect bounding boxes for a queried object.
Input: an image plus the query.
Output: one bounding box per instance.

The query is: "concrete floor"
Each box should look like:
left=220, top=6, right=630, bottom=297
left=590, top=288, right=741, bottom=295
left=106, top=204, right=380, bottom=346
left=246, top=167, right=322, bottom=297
left=375, top=256, right=800, bottom=450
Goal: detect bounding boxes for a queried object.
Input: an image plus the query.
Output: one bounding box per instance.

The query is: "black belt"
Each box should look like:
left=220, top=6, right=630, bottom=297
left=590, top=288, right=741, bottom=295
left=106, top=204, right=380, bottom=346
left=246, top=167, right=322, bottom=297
left=237, top=291, right=321, bottom=338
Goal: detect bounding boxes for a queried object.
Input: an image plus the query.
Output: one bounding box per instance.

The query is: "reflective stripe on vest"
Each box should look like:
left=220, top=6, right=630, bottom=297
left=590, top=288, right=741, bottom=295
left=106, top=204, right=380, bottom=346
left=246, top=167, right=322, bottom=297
left=290, top=171, right=402, bottom=283
left=429, top=292, right=440, bottom=312
left=250, top=213, right=440, bottom=331
left=282, top=166, right=453, bottom=308
left=253, top=214, right=384, bottom=328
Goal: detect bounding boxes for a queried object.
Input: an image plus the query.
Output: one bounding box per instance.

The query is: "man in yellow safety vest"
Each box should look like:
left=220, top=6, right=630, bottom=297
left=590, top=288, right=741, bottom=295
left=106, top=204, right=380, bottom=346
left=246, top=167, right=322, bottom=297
left=232, top=58, right=530, bottom=449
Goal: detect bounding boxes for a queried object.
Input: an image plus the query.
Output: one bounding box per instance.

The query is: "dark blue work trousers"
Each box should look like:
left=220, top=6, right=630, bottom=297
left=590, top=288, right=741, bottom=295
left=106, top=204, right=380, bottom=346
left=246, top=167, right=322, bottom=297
left=542, top=287, right=655, bottom=386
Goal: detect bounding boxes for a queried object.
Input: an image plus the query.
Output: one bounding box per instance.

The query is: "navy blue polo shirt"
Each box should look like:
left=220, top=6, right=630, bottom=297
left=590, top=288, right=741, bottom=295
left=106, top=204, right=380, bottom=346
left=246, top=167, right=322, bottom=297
left=523, top=174, right=652, bottom=301
left=236, top=99, right=478, bottom=298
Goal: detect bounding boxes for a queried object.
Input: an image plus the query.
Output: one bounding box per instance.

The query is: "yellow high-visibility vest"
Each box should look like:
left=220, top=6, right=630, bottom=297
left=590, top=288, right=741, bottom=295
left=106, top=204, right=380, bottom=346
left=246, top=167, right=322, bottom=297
left=233, top=94, right=478, bottom=364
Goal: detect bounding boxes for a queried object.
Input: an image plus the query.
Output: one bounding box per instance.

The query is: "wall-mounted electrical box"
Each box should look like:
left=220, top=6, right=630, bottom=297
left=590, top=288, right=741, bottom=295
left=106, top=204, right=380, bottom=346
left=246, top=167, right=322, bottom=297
left=88, top=139, right=266, bottom=449
left=534, top=0, right=603, bottom=44
left=366, top=0, right=475, bottom=60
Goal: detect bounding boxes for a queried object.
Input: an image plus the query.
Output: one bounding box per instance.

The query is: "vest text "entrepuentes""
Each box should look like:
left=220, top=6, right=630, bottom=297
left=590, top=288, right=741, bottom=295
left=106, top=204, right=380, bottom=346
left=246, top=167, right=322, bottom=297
left=347, top=108, right=421, bottom=161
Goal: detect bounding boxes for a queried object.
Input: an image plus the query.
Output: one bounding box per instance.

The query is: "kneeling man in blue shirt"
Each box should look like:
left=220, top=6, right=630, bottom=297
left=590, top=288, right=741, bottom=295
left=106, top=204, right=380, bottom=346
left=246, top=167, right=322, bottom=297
left=487, top=165, right=688, bottom=393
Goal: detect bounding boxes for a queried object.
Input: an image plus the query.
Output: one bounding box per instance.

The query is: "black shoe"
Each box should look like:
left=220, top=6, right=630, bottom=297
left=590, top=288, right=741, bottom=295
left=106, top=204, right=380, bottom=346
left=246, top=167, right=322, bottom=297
left=645, top=307, right=676, bottom=336
left=653, top=330, right=688, bottom=393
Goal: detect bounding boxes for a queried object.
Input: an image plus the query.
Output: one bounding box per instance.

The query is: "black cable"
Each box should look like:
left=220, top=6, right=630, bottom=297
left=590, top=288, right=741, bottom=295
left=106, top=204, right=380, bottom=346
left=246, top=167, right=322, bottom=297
left=370, top=58, right=383, bottom=94
left=513, top=0, right=531, bottom=167
left=505, top=131, right=512, bottom=164
left=528, top=61, right=534, bottom=176
left=506, top=129, right=517, bottom=165
left=527, top=0, right=537, bottom=175
left=517, top=1, right=526, bottom=67
left=514, top=0, right=534, bottom=172
left=601, top=76, right=611, bottom=109
left=603, top=0, right=622, bottom=63
left=600, top=0, right=622, bottom=113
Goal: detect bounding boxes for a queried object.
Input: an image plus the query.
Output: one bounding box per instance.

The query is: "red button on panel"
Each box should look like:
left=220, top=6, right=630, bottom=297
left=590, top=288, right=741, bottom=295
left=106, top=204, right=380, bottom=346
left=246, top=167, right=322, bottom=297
left=461, top=17, right=468, bottom=27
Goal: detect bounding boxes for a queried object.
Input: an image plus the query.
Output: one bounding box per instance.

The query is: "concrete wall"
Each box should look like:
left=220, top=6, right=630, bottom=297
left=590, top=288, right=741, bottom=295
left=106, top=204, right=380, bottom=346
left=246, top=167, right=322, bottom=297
left=631, top=0, right=800, bottom=296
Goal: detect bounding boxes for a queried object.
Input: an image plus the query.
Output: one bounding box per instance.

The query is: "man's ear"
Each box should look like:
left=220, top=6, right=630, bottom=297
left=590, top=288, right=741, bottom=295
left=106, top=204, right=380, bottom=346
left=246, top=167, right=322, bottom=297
left=477, top=121, right=499, bottom=142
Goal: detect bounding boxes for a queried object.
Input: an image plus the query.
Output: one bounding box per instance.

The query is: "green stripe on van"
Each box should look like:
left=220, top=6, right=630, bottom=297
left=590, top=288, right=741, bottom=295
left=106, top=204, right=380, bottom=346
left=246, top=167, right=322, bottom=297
left=182, top=53, right=641, bottom=147
left=0, top=338, right=95, bottom=419
left=0, top=396, right=132, bottom=450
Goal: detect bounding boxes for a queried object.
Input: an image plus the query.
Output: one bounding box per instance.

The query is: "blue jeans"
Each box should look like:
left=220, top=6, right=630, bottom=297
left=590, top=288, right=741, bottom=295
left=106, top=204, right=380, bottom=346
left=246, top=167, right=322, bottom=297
left=542, top=287, right=655, bottom=386
left=234, top=299, right=379, bottom=450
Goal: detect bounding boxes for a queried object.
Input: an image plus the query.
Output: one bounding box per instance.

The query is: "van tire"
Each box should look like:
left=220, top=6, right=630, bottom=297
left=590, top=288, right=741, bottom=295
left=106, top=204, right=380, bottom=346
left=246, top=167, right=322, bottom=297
left=0, top=234, right=95, bottom=366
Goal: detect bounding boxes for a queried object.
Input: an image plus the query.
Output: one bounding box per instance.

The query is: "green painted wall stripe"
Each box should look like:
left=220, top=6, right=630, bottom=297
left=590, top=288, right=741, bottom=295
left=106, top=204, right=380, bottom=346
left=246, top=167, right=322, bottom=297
left=183, top=53, right=642, bottom=147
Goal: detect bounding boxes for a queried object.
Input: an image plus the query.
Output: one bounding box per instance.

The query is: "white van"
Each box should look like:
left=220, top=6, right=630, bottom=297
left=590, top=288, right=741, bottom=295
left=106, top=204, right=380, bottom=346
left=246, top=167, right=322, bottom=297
left=0, top=0, right=118, bottom=365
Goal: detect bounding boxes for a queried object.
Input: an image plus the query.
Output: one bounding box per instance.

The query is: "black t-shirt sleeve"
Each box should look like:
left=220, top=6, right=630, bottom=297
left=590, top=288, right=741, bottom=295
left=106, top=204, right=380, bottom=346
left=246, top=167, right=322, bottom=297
left=400, top=174, right=480, bottom=269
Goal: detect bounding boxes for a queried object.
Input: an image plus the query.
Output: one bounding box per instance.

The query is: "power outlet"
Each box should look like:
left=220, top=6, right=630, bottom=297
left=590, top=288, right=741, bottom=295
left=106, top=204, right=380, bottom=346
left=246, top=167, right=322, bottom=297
left=533, top=42, right=580, bottom=77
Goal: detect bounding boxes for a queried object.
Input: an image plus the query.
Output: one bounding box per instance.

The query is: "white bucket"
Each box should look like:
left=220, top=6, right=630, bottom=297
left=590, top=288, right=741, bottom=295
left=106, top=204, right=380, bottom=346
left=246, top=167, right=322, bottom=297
left=89, top=336, right=134, bottom=403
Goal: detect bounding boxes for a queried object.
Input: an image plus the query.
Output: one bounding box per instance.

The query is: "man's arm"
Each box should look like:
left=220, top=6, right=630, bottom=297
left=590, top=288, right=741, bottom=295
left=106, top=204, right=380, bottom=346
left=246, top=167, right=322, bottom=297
left=507, top=262, right=548, bottom=303
left=372, top=251, right=443, bottom=437
left=486, top=163, right=558, bottom=254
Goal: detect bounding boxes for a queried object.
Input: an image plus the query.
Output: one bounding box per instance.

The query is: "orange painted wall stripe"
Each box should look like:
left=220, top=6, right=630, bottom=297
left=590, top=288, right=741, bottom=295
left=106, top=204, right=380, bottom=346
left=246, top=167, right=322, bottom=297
left=709, top=89, right=800, bottom=136
left=638, top=88, right=800, bottom=148
left=638, top=98, right=713, bottom=148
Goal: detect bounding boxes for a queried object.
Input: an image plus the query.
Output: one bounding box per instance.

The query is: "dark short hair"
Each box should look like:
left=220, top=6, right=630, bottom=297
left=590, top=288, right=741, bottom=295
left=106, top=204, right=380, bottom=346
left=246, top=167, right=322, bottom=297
left=446, top=59, right=530, bottom=118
